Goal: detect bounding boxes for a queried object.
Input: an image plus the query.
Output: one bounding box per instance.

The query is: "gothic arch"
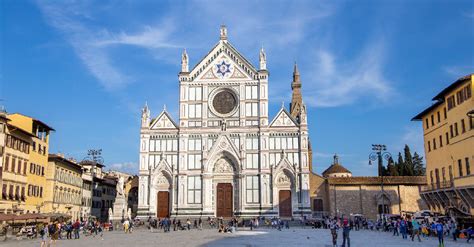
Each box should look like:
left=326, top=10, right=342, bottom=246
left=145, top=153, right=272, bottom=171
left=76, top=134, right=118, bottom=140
left=206, top=150, right=240, bottom=174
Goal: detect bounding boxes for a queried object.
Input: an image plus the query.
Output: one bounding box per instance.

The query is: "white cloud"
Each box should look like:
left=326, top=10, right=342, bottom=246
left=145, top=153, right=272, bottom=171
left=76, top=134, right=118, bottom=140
left=108, top=162, right=137, bottom=174
left=392, top=125, right=425, bottom=158
left=443, top=65, right=473, bottom=77
left=304, top=40, right=394, bottom=108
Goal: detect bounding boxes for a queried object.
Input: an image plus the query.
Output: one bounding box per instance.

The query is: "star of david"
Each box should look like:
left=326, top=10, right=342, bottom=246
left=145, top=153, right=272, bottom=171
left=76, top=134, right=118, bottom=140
left=216, top=61, right=231, bottom=77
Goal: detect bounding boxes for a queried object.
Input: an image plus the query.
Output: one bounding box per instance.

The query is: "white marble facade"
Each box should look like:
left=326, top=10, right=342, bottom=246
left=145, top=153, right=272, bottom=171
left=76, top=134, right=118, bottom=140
left=137, top=26, right=311, bottom=219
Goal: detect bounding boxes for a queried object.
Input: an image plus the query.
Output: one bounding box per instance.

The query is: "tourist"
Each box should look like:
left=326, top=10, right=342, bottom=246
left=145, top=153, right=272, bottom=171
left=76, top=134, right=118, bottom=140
left=411, top=218, right=421, bottom=242
left=341, top=218, right=351, bottom=247
left=400, top=218, right=407, bottom=239
left=451, top=221, right=458, bottom=241
left=466, top=227, right=474, bottom=243
left=40, top=223, right=48, bottom=247
left=73, top=219, right=80, bottom=239
left=436, top=220, right=444, bottom=247
left=198, top=218, right=203, bottom=230
left=66, top=221, right=73, bottom=239
left=392, top=219, right=399, bottom=236
left=49, top=222, right=59, bottom=246
left=329, top=219, right=339, bottom=247
left=123, top=219, right=130, bottom=233
left=186, top=218, right=191, bottom=230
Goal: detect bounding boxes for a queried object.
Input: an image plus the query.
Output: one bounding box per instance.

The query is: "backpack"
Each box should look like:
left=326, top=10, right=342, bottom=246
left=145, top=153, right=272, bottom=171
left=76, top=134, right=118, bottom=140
left=39, top=228, right=45, bottom=236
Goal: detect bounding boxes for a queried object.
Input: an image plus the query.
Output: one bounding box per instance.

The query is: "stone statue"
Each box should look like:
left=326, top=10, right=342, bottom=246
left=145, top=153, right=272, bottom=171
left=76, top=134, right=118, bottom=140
left=220, top=25, right=227, bottom=40
left=181, top=49, right=189, bottom=72
left=259, top=47, right=266, bottom=70
left=141, top=102, right=150, bottom=127
left=117, top=177, right=125, bottom=197
left=108, top=208, right=113, bottom=218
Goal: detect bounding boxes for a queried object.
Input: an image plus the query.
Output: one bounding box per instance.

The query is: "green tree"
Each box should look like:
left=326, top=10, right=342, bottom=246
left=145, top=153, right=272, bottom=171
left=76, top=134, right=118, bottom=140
left=404, top=145, right=414, bottom=176
left=387, top=157, right=399, bottom=176
left=413, top=152, right=425, bottom=176
left=397, top=152, right=405, bottom=176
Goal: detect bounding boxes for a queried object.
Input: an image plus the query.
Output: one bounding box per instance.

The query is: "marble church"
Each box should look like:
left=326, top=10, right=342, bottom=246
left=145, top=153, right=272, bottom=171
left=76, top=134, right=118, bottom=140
left=137, top=26, right=312, bottom=219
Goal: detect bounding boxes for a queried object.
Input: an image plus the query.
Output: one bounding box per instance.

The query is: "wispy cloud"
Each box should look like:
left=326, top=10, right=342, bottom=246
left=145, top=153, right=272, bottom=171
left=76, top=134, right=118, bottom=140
left=108, top=162, right=137, bottom=174
left=36, top=1, right=177, bottom=91
left=304, top=40, right=395, bottom=108
left=443, top=65, right=473, bottom=77
left=392, top=125, right=424, bottom=157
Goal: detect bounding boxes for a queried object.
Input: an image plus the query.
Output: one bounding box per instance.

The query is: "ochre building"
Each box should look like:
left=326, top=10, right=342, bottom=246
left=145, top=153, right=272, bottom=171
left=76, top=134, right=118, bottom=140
left=412, top=74, right=473, bottom=217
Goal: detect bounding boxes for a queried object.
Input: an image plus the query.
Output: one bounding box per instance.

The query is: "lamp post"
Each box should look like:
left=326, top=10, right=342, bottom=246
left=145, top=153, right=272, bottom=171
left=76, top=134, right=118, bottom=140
left=83, top=149, right=103, bottom=221
left=368, top=144, right=392, bottom=221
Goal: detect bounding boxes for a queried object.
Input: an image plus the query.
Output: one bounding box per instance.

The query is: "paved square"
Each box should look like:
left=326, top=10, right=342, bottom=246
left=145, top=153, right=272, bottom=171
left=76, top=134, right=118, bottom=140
left=1, top=228, right=472, bottom=246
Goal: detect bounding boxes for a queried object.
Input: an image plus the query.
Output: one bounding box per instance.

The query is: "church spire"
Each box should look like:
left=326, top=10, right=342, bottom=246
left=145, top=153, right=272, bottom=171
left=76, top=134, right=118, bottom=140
left=181, top=49, right=189, bottom=73
left=290, top=62, right=303, bottom=120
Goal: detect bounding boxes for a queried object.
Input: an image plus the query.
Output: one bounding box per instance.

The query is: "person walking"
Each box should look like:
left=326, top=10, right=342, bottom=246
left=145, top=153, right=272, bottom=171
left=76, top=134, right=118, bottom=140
left=392, top=219, right=399, bottom=236
left=329, top=219, right=339, bottom=247
left=411, top=218, right=421, bottom=242
left=436, top=220, right=445, bottom=247
left=342, top=218, right=351, bottom=247
left=40, top=223, right=48, bottom=247
left=73, top=219, right=80, bottom=239
left=400, top=218, right=408, bottom=239
left=198, top=218, right=203, bottom=230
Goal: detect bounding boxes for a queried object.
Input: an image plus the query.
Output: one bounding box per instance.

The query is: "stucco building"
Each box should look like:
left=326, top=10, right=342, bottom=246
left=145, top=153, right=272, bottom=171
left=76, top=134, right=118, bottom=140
left=412, top=74, right=473, bottom=217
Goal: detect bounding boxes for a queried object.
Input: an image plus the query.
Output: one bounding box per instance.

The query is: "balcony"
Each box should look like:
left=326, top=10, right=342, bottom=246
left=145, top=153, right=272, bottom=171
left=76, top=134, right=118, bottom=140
left=422, top=180, right=453, bottom=192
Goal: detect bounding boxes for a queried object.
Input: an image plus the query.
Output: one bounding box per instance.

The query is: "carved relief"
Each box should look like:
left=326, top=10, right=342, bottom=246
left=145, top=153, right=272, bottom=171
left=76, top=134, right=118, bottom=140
left=276, top=172, right=291, bottom=186
left=213, top=158, right=234, bottom=173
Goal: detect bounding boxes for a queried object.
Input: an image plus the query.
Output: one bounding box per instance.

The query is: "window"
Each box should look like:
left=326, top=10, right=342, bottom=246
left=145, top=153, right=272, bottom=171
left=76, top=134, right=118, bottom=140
left=437, top=111, right=440, bottom=123
left=439, top=135, right=443, bottom=147
left=427, top=141, right=431, bottom=152
left=447, top=95, right=456, bottom=110
left=11, top=157, right=15, bottom=173
left=4, top=156, right=8, bottom=171
left=188, top=138, right=201, bottom=151
left=188, top=154, right=201, bottom=170
left=246, top=153, right=258, bottom=169
left=446, top=132, right=450, bottom=144
left=461, top=119, right=466, bottom=133
left=458, top=159, right=463, bottom=177
left=442, top=167, right=446, bottom=182
left=443, top=108, right=447, bottom=119
left=188, top=104, right=202, bottom=118
left=246, top=176, right=259, bottom=203
left=245, top=103, right=258, bottom=117
left=450, top=125, right=454, bottom=138
left=449, top=165, right=453, bottom=181
left=2, top=184, right=6, bottom=200
left=245, top=86, right=258, bottom=99
left=246, top=136, right=259, bottom=150
left=433, top=138, right=437, bottom=150
left=187, top=176, right=201, bottom=204
left=425, top=118, right=429, bottom=129
left=455, top=122, right=459, bottom=136
left=23, top=161, right=27, bottom=175
left=466, top=158, right=471, bottom=176
left=435, top=169, right=440, bottom=188
left=188, top=87, right=202, bottom=101
left=431, top=115, right=434, bottom=126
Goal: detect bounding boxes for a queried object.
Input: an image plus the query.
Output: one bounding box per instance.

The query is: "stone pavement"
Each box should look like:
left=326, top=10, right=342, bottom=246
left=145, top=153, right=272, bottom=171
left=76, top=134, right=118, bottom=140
left=1, top=228, right=473, bottom=247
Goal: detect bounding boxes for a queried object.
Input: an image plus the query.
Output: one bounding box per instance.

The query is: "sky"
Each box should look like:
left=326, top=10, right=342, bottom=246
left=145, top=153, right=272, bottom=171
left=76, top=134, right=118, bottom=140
left=1, top=0, right=473, bottom=176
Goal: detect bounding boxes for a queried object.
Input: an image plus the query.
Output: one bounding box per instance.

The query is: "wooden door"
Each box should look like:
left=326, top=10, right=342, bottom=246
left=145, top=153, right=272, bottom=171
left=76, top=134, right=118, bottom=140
left=279, top=190, right=292, bottom=217
left=157, top=191, right=169, bottom=218
left=216, top=183, right=233, bottom=217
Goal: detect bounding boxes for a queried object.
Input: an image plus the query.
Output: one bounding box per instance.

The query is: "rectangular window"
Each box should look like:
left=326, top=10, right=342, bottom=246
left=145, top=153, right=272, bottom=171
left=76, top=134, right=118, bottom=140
left=189, top=104, right=202, bottom=118
left=188, top=138, right=201, bottom=151
left=2, top=184, right=7, bottom=199
left=446, top=132, right=450, bottom=144
left=455, top=122, right=459, bottom=136
left=431, top=115, right=434, bottom=126
left=437, top=111, right=440, bottom=123
left=188, top=154, right=201, bottom=170
left=245, top=86, right=258, bottom=100
left=447, top=95, right=456, bottom=110
left=11, top=157, right=16, bottom=173
left=23, top=161, right=27, bottom=175
left=439, top=135, right=443, bottom=147
left=458, top=159, right=463, bottom=177
left=246, top=176, right=259, bottom=203
left=425, top=118, right=429, bottom=129
left=461, top=119, right=466, bottom=133
left=450, top=125, right=454, bottom=138
left=466, top=157, right=471, bottom=176
left=443, top=107, right=447, bottom=119
left=427, top=141, right=431, bottom=152
left=188, top=87, right=202, bottom=101
left=245, top=103, right=258, bottom=117
left=187, top=176, right=201, bottom=204
left=433, top=138, right=437, bottom=150
left=246, top=153, right=258, bottom=169
left=4, top=156, right=8, bottom=171
left=246, top=137, right=258, bottom=150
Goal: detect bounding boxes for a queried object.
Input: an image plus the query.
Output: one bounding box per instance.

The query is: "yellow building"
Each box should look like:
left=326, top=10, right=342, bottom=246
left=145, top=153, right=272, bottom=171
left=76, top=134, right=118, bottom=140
left=412, top=73, right=473, bottom=217
left=7, top=113, right=54, bottom=213
left=0, top=120, right=34, bottom=214
left=46, top=154, right=83, bottom=220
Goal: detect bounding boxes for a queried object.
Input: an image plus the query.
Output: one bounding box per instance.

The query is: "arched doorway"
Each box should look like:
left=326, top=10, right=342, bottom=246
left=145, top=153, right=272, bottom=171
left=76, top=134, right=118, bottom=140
left=275, top=169, right=295, bottom=218
left=153, top=171, right=171, bottom=218
left=212, top=157, right=236, bottom=218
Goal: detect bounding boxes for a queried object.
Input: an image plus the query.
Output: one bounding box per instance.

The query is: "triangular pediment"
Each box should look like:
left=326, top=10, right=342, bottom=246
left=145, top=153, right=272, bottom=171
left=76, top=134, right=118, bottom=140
left=269, top=108, right=298, bottom=128
left=150, top=110, right=178, bottom=130
left=206, top=134, right=241, bottom=170
left=190, top=41, right=257, bottom=81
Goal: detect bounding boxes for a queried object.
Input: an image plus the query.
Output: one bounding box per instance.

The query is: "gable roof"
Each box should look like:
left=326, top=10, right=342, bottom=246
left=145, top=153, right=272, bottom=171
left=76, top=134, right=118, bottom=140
left=188, top=40, right=258, bottom=81
left=269, top=107, right=299, bottom=127
left=149, top=110, right=178, bottom=130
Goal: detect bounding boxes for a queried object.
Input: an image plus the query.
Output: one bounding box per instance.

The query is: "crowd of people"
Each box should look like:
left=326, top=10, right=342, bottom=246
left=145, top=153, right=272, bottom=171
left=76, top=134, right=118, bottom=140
left=323, top=215, right=474, bottom=247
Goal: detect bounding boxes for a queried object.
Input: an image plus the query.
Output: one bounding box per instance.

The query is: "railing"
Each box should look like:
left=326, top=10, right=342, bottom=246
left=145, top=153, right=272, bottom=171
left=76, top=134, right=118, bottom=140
left=422, top=180, right=453, bottom=192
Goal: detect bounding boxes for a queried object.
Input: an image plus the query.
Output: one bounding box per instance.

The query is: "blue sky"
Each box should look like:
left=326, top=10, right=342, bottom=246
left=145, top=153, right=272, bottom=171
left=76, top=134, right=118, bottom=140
left=1, top=0, right=473, bottom=175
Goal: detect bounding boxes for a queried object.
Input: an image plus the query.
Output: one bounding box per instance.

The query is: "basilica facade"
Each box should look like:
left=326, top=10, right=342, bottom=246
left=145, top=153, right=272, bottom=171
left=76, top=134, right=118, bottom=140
left=137, top=26, right=311, bottom=219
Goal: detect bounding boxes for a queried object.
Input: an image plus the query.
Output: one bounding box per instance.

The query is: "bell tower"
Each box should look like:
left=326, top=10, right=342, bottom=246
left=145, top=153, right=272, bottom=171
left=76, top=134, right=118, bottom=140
left=290, top=63, right=303, bottom=121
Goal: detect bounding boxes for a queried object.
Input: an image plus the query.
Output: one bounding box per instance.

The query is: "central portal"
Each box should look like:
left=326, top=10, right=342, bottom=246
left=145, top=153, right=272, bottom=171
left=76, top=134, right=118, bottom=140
left=216, top=183, right=233, bottom=217
left=279, top=190, right=292, bottom=217
left=157, top=191, right=170, bottom=218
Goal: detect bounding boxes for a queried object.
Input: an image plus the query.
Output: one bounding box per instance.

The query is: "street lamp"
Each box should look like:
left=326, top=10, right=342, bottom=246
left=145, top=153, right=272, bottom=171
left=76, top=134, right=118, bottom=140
left=369, top=144, right=392, bottom=221
left=83, top=149, right=104, bottom=221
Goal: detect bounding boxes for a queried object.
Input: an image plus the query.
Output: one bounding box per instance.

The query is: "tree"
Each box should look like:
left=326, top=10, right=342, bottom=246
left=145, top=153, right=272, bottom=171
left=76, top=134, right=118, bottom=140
left=397, top=152, right=405, bottom=176
left=387, top=157, right=399, bottom=176
left=404, top=145, right=414, bottom=176
left=413, top=152, right=425, bottom=176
